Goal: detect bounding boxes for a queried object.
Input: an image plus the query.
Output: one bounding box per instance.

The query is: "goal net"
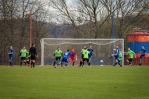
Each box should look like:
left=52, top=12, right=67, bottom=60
left=40, top=38, right=124, bottom=66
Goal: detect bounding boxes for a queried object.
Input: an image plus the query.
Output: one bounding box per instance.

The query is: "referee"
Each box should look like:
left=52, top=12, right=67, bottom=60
left=29, top=44, right=37, bottom=68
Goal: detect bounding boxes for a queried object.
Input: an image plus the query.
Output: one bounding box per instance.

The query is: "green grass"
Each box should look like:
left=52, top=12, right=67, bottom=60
left=0, top=66, right=149, bottom=99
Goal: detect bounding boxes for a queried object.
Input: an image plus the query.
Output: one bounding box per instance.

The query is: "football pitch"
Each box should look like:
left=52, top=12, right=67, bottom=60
left=0, top=65, right=149, bottom=99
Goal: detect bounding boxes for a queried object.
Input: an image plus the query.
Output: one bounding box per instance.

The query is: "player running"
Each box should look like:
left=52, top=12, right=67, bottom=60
left=20, top=46, right=28, bottom=66
left=126, top=48, right=136, bottom=66
left=61, top=49, right=71, bottom=67
left=82, top=47, right=90, bottom=66
left=87, top=46, right=93, bottom=65
left=69, top=49, right=77, bottom=66
left=115, top=45, right=120, bottom=54
left=112, top=52, right=122, bottom=67
left=53, top=47, right=62, bottom=68
left=113, top=45, right=120, bottom=66
left=139, top=45, right=146, bottom=66
left=29, top=44, right=37, bottom=68
left=8, top=46, right=14, bottom=66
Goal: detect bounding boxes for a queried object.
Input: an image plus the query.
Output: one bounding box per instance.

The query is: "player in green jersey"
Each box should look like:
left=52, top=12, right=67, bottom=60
left=20, top=46, right=28, bottom=66
left=53, top=47, right=62, bottom=68
left=79, top=46, right=86, bottom=67
left=126, top=48, right=136, bottom=66
left=82, top=47, right=90, bottom=66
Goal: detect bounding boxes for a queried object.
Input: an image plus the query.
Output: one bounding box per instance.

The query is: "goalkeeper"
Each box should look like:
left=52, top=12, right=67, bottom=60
left=20, top=46, right=28, bottom=66
left=126, top=48, right=136, bottom=66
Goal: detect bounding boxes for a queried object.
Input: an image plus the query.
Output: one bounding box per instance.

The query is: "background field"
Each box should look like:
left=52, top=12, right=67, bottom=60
left=0, top=65, right=149, bottom=99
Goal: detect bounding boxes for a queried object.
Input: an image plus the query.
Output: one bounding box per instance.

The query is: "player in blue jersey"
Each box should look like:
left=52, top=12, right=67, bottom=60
left=8, top=46, right=14, bottom=66
left=139, top=45, right=146, bottom=66
left=61, top=49, right=71, bottom=67
left=113, top=45, right=120, bottom=66
left=87, top=46, right=93, bottom=66
left=115, top=45, right=120, bottom=54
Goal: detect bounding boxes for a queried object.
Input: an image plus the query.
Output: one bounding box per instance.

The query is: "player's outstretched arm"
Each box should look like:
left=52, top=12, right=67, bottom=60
left=133, top=52, right=136, bottom=58
left=20, top=52, right=21, bottom=57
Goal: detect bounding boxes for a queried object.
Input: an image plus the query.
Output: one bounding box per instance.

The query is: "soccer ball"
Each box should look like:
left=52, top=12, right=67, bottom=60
left=100, top=60, right=103, bottom=62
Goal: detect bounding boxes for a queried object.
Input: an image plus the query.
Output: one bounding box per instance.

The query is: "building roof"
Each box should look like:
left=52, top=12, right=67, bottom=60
left=127, top=30, right=149, bottom=36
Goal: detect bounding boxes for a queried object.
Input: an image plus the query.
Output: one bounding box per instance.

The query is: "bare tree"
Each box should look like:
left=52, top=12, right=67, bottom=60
left=49, top=0, right=149, bottom=38
left=77, top=0, right=112, bottom=38
left=102, top=0, right=149, bottom=38
left=49, top=0, right=113, bottom=38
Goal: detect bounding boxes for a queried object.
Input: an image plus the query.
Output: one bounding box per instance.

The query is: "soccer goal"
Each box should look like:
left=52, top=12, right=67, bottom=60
left=40, top=38, right=124, bottom=66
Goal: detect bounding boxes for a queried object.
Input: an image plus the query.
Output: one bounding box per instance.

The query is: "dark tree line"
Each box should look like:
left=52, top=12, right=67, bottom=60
left=0, top=0, right=49, bottom=64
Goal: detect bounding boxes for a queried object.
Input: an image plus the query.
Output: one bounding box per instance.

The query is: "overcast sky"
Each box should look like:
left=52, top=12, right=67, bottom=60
left=43, top=0, right=78, bottom=24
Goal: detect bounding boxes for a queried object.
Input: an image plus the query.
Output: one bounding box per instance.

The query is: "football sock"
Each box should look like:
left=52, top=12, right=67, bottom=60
left=82, top=61, right=84, bottom=66
left=129, top=61, right=132, bottom=65
left=65, top=64, right=68, bottom=66
left=113, top=62, right=117, bottom=66
left=33, top=62, right=35, bottom=67
left=118, top=62, right=121, bottom=66
left=53, top=61, right=56, bottom=66
left=27, top=61, right=30, bottom=66
left=139, top=62, right=142, bottom=66
left=79, top=61, right=82, bottom=66
left=31, top=61, right=33, bottom=68
left=10, top=61, right=12, bottom=66
left=72, top=62, right=75, bottom=66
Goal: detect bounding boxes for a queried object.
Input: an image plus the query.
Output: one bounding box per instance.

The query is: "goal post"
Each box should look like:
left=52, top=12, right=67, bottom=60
left=40, top=38, right=124, bottom=66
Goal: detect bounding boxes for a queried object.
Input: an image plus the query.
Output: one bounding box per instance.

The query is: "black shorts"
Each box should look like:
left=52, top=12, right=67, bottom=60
left=82, top=54, right=84, bottom=59
left=83, top=58, right=89, bottom=62
left=21, top=57, right=26, bottom=60
left=55, top=57, right=61, bottom=61
left=30, top=55, right=36, bottom=60
left=129, top=58, right=133, bottom=62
